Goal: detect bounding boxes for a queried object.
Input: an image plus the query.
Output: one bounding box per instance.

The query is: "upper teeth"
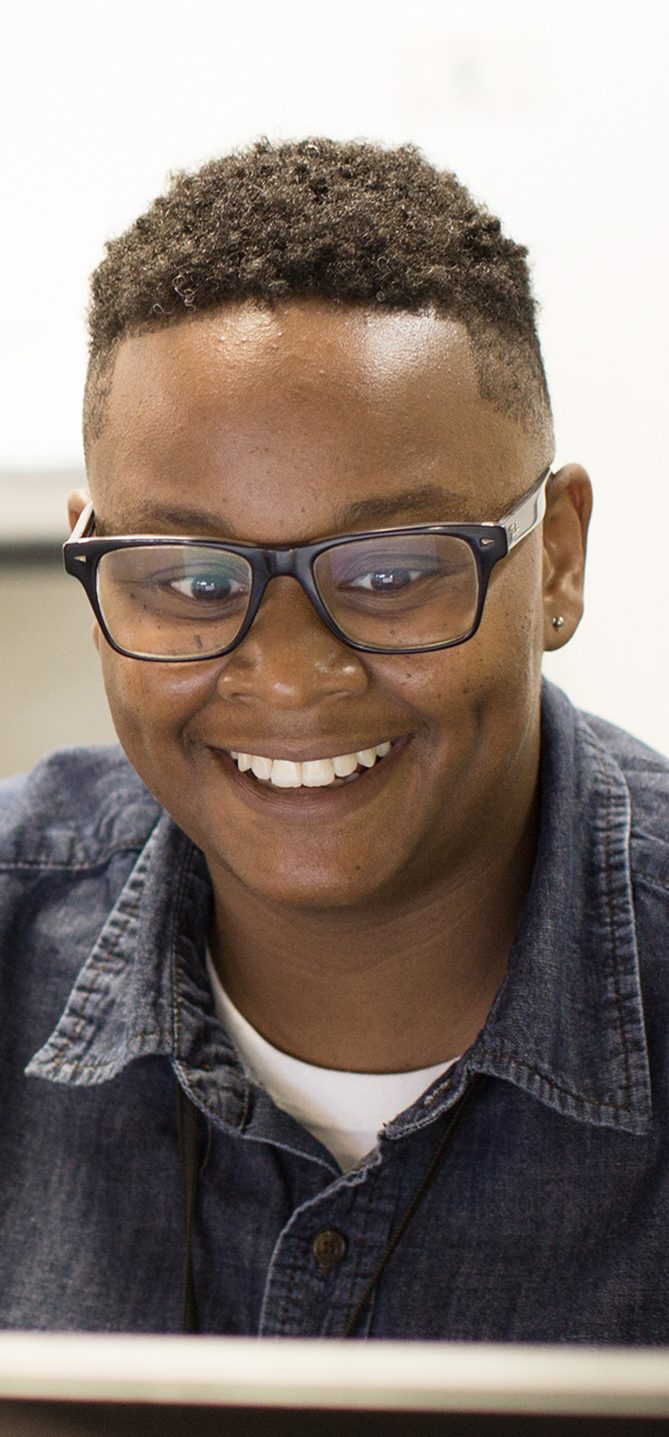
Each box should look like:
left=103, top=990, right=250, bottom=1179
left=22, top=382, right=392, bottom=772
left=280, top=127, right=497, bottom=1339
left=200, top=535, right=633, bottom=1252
left=229, top=741, right=393, bottom=788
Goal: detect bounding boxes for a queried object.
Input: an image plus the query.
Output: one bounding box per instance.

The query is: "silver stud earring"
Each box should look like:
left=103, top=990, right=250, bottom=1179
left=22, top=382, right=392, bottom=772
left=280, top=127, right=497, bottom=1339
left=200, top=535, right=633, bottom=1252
left=552, top=616, right=565, bottom=630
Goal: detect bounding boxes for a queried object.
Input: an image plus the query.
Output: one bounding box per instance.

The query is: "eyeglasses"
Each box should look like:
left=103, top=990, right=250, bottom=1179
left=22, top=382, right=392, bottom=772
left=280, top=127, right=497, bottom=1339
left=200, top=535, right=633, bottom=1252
left=63, top=468, right=551, bottom=662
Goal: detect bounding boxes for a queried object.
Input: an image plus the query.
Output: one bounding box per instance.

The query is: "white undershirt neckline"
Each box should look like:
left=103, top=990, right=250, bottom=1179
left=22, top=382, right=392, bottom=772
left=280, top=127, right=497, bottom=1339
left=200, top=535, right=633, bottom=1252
left=206, top=952, right=458, bottom=1172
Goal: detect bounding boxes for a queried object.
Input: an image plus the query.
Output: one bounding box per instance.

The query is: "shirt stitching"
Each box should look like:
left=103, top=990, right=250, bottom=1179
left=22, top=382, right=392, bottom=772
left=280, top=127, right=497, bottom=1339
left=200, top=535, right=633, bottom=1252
left=596, top=739, right=634, bottom=1107
left=34, top=1031, right=167, bottom=1078
left=475, top=1048, right=635, bottom=1115
left=0, top=847, right=144, bottom=873
left=171, top=840, right=204, bottom=1068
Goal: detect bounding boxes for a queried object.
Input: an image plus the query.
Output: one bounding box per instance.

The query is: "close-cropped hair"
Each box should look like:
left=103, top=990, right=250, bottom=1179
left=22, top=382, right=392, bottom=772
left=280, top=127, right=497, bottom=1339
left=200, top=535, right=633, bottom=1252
left=83, top=137, right=552, bottom=453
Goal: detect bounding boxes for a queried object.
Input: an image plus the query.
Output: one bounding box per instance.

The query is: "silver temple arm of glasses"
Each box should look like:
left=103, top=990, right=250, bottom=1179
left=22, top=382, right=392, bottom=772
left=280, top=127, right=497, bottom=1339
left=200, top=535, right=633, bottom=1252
left=67, top=501, right=96, bottom=541
left=499, top=468, right=552, bottom=551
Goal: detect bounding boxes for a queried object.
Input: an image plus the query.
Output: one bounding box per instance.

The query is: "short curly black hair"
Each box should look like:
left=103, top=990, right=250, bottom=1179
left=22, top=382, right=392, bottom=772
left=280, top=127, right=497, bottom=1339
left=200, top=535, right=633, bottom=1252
left=83, top=137, right=552, bottom=452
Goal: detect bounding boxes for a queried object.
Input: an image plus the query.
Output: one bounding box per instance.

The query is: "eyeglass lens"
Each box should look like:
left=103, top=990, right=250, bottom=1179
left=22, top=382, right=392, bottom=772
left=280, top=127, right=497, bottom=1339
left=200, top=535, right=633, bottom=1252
left=96, top=534, right=480, bottom=658
left=97, top=546, right=253, bottom=659
left=313, top=535, right=478, bottom=649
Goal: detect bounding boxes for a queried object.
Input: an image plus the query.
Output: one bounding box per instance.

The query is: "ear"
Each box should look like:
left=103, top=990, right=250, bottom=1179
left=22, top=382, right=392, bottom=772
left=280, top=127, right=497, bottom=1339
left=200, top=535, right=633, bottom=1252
left=67, top=488, right=91, bottom=534
left=541, top=464, right=593, bottom=651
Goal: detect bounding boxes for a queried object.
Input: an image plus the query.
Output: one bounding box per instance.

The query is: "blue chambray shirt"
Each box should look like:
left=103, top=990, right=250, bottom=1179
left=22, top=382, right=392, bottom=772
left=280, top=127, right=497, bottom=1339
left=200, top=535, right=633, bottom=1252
left=0, top=680, right=668, bottom=1339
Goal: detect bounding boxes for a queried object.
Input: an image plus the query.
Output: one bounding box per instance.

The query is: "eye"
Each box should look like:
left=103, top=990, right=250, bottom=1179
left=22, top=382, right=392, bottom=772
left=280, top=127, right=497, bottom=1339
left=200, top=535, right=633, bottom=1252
left=337, top=550, right=443, bottom=596
left=347, top=565, right=428, bottom=594
left=167, top=571, right=244, bottom=602
left=101, top=547, right=253, bottom=620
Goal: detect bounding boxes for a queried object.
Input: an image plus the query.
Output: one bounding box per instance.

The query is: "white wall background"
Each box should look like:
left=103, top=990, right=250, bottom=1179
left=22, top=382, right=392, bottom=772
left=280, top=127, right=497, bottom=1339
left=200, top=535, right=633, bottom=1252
left=1, top=0, right=667, bottom=754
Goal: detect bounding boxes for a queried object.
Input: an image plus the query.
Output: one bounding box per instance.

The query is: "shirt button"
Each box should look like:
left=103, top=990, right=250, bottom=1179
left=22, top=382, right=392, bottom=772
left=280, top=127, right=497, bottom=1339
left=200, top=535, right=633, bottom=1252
left=312, top=1228, right=348, bottom=1273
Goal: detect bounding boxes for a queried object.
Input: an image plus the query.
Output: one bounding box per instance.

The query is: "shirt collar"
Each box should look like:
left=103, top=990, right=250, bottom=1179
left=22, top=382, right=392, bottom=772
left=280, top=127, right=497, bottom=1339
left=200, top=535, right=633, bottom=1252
left=392, top=681, right=652, bottom=1139
left=26, top=815, right=250, bottom=1127
left=28, top=681, right=652, bottom=1137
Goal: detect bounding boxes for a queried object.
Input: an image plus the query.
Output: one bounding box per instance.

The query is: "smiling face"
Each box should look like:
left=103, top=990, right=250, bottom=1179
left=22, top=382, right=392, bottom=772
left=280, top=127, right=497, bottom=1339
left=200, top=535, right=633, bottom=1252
left=81, top=300, right=582, bottom=915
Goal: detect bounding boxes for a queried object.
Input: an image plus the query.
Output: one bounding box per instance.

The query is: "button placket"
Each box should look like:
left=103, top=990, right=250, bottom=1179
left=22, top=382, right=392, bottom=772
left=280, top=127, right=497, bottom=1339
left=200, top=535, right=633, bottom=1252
left=259, top=1158, right=400, bottom=1336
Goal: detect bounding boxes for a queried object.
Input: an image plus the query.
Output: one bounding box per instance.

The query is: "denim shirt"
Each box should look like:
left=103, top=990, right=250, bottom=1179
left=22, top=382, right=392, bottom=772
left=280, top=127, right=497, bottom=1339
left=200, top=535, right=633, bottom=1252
left=0, top=679, right=668, bottom=1341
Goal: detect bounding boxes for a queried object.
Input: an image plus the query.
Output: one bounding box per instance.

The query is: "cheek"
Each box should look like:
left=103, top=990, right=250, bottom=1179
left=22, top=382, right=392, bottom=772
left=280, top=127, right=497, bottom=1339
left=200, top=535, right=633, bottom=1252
left=467, top=543, right=545, bottom=768
left=380, top=541, right=545, bottom=757
left=98, top=650, right=152, bottom=744
left=492, top=536, right=546, bottom=677
left=97, top=646, right=206, bottom=768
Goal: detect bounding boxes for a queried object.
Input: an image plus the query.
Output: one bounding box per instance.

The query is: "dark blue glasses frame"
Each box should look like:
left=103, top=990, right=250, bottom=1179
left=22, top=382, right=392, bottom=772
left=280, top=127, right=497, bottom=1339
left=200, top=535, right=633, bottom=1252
left=63, top=467, right=551, bottom=660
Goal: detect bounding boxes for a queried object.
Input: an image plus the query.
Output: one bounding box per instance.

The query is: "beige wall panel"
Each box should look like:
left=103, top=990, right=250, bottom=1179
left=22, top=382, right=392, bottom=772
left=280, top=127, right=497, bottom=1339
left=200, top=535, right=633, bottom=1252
left=0, top=562, right=116, bottom=780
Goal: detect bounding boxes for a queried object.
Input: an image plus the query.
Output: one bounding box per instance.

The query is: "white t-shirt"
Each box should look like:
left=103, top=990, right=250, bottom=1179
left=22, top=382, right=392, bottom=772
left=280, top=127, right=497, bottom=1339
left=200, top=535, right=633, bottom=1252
left=206, top=952, right=458, bottom=1172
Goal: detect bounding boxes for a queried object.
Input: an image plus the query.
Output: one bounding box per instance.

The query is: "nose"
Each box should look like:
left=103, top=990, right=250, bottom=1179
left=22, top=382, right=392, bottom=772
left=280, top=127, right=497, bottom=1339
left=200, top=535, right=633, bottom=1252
left=214, top=576, right=369, bottom=708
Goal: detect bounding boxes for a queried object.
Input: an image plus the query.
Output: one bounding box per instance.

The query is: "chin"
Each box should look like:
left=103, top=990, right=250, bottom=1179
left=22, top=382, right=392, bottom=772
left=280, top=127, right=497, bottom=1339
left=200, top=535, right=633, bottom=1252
left=207, top=844, right=408, bottom=915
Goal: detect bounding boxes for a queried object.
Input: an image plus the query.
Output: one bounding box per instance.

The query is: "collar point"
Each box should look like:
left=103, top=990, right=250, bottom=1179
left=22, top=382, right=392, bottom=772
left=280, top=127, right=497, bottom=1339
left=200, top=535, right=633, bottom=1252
left=25, top=1042, right=132, bottom=1087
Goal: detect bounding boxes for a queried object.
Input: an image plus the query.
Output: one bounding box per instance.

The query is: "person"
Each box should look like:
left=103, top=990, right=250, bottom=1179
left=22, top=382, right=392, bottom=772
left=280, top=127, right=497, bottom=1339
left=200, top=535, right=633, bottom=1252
left=1, top=138, right=667, bottom=1342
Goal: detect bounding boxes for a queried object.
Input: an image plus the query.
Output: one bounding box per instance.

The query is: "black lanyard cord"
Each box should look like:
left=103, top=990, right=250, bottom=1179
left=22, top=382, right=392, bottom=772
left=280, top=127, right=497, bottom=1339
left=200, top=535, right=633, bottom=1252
left=341, top=1072, right=487, bottom=1338
left=176, top=1081, right=200, bottom=1334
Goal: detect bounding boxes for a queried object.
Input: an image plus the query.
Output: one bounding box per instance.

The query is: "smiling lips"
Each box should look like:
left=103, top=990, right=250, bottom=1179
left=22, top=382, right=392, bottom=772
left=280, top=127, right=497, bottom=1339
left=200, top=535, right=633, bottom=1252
left=228, top=740, right=394, bottom=789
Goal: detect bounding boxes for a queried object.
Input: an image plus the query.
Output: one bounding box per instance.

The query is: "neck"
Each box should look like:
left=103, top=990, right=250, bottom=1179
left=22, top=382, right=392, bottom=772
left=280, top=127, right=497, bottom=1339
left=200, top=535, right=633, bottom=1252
left=207, top=787, right=539, bottom=1073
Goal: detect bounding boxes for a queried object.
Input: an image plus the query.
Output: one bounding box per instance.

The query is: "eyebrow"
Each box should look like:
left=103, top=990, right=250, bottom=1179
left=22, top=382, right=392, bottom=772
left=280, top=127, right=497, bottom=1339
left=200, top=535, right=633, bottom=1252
left=99, top=486, right=477, bottom=539
left=96, top=505, right=239, bottom=539
left=334, top=487, right=472, bottom=527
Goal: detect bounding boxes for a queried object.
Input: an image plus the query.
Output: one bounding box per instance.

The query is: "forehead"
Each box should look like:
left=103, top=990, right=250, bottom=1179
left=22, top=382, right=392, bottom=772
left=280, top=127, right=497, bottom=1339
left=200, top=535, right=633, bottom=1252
left=88, top=301, right=542, bottom=537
